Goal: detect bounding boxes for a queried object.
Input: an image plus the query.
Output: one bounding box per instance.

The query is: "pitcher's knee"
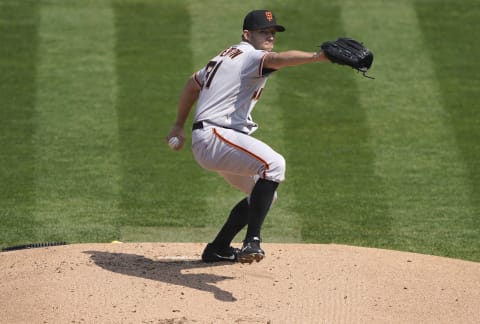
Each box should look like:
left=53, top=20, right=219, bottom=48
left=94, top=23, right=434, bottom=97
left=264, top=154, right=286, bottom=183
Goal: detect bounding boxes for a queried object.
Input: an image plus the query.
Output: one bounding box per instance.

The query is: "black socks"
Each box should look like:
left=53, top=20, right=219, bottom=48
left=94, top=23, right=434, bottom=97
left=211, top=178, right=279, bottom=249
left=245, top=178, right=279, bottom=239
left=211, top=197, right=249, bottom=248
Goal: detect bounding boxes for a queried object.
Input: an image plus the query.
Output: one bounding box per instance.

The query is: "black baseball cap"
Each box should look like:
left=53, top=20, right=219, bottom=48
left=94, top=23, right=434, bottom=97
left=243, top=10, right=286, bottom=32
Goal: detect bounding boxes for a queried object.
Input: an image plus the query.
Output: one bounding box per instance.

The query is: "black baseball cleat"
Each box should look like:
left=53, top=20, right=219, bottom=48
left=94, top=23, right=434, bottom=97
left=238, top=237, right=265, bottom=264
left=201, top=243, right=240, bottom=263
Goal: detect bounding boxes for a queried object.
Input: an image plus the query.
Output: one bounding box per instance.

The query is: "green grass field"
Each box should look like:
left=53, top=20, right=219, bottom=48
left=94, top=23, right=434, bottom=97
left=1, top=0, right=479, bottom=261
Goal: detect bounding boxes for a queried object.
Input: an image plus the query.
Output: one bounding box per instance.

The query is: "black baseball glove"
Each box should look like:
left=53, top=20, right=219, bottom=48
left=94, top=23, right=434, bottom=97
left=320, top=37, right=374, bottom=78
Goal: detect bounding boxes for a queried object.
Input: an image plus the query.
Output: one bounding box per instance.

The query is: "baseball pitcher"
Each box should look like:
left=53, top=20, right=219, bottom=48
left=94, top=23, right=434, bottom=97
left=166, top=9, right=373, bottom=264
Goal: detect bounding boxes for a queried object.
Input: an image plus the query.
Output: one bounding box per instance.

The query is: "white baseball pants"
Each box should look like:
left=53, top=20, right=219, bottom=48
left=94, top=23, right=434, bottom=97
left=192, top=125, right=286, bottom=196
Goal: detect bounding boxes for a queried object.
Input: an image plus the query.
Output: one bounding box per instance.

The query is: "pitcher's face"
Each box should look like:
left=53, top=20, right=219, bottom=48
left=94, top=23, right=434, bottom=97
left=244, top=27, right=277, bottom=52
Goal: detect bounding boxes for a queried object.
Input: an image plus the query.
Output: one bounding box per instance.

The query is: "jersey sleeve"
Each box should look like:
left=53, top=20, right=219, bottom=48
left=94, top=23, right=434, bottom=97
left=193, top=68, right=205, bottom=88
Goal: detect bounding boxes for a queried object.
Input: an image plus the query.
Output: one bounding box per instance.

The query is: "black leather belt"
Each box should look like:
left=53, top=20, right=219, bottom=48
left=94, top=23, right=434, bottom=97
left=192, top=121, right=204, bottom=130
left=192, top=121, right=248, bottom=134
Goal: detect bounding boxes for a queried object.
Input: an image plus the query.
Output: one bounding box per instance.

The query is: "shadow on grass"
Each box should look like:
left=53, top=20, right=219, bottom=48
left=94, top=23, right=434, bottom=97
left=83, top=251, right=237, bottom=302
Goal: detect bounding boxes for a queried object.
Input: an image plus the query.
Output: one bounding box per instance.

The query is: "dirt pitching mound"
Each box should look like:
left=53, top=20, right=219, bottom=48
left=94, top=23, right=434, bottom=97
left=1, top=243, right=479, bottom=323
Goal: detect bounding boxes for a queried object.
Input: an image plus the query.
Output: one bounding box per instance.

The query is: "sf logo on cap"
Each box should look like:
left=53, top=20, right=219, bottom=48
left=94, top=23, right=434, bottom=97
left=265, top=11, right=273, bottom=21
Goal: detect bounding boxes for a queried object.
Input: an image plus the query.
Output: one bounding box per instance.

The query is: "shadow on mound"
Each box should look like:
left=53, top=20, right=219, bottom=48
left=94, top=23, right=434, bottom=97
left=84, top=250, right=237, bottom=302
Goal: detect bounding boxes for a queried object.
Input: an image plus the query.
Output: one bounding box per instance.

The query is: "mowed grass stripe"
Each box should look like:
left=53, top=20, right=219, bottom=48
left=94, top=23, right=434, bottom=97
left=341, top=1, right=475, bottom=259
left=186, top=1, right=301, bottom=242
left=277, top=1, right=389, bottom=245
left=33, top=1, right=120, bottom=243
left=187, top=0, right=256, bottom=237
left=0, top=0, right=40, bottom=246
left=114, top=1, right=211, bottom=242
left=186, top=2, right=255, bottom=238
left=415, top=1, right=480, bottom=260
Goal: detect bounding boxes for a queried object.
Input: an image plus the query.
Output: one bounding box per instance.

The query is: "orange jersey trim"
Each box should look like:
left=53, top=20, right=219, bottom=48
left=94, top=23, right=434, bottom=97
left=258, top=53, right=268, bottom=77
left=212, top=128, right=269, bottom=178
left=193, top=73, right=203, bottom=88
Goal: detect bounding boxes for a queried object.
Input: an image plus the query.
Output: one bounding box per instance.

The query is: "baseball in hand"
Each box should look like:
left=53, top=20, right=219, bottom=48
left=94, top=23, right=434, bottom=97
left=168, top=136, right=181, bottom=149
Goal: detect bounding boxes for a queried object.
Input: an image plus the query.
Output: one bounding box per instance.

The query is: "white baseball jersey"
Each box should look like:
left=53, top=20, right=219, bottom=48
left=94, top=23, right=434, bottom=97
left=191, top=41, right=286, bottom=192
left=193, top=41, right=275, bottom=135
